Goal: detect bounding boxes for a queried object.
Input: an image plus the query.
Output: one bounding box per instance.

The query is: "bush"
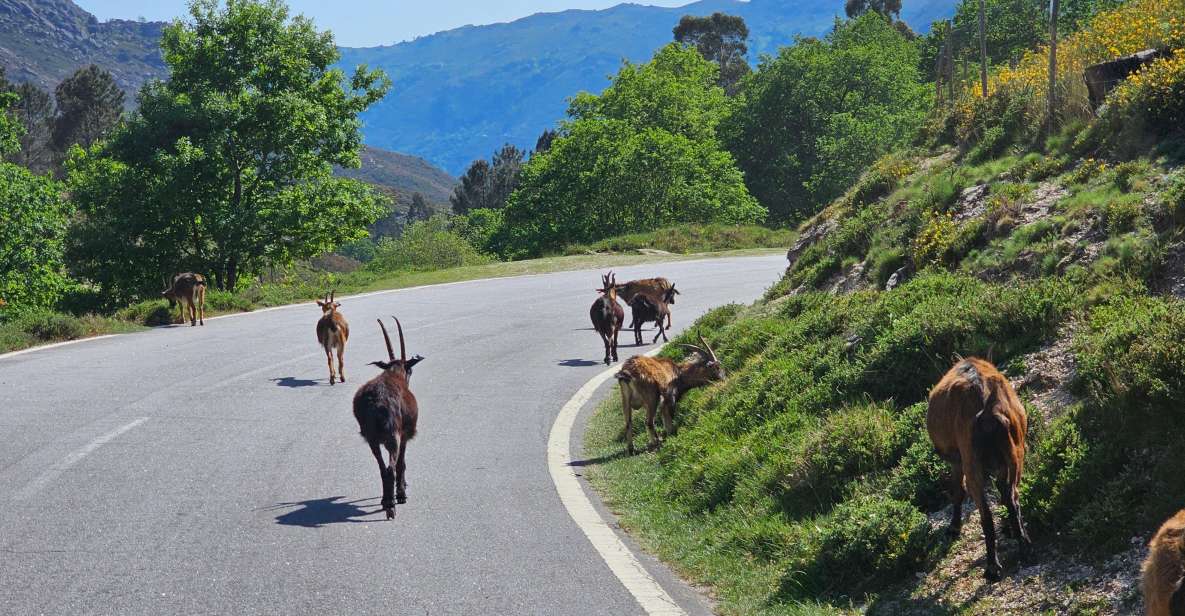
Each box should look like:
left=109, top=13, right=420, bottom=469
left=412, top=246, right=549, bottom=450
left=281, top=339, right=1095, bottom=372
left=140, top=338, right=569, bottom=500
left=369, top=215, right=493, bottom=272
left=565, top=223, right=795, bottom=255
left=0, top=162, right=71, bottom=319
left=9, top=308, right=86, bottom=341
left=117, top=300, right=175, bottom=326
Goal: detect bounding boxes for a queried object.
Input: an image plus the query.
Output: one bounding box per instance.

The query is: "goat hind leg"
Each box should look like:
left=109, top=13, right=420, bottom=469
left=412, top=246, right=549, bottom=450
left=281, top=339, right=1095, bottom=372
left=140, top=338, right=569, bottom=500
left=370, top=442, right=395, bottom=519
left=945, top=460, right=966, bottom=538
left=996, top=475, right=1032, bottom=554
left=394, top=436, right=408, bottom=504
left=970, top=475, right=1003, bottom=581
left=336, top=344, right=346, bottom=383
left=644, top=399, right=660, bottom=451
left=325, top=346, right=336, bottom=385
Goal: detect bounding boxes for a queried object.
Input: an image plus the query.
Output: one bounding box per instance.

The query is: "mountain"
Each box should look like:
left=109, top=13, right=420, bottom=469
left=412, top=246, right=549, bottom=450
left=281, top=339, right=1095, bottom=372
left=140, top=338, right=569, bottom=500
left=340, top=0, right=956, bottom=173
left=335, top=145, right=457, bottom=207
left=0, top=0, right=165, bottom=96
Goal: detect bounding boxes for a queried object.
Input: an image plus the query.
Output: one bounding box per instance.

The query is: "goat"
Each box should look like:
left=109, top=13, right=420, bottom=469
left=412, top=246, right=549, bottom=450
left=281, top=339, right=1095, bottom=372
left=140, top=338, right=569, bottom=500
left=1143, top=509, right=1185, bottom=616
left=315, top=291, right=349, bottom=385
left=616, top=277, right=679, bottom=329
left=927, top=357, right=1031, bottom=582
left=352, top=317, right=425, bottom=520
left=590, top=271, right=624, bottom=365
left=628, top=287, right=676, bottom=346
left=615, top=335, right=725, bottom=454
left=162, top=272, right=207, bottom=326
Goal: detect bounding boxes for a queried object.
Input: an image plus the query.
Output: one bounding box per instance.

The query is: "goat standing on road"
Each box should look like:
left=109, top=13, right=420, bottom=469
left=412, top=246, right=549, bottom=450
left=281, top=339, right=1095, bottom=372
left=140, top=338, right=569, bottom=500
left=353, top=317, right=425, bottom=519
left=615, top=335, right=725, bottom=454
left=616, top=277, right=678, bottom=329
left=315, top=291, right=349, bottom=385
left=628, top=286, right=677, bottom=346
left=1143, top=509, right=1185, bottom=616
left=927, top=357, right=1032, bottom=582
left=590, top=272, right=624, bottom=365
left=162, top=272, right=207, bottom=326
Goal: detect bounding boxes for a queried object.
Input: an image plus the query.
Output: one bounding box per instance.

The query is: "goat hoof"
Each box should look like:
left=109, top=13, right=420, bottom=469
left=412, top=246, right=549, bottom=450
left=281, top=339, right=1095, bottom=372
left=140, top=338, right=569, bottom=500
left=396, top=495, right=407, bottom=504
left=983, top=562, right=1003, bottom=582
left=385, top=508, right=395, bottom=520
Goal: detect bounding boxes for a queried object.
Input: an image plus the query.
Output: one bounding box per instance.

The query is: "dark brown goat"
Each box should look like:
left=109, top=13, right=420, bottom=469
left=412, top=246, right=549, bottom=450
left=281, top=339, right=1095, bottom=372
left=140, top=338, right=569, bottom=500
left=627, top=286, right=677, bottom=346
left=616, top=277, right=678, bottom=329
left=315, top=291, right=349, bottom=385
left=590, top=271, right=624, bottom=365
left=927, top=357, right=1031, bottom=582
left=352, top=317, right=425, bottom=519
left=1143, top=509, right=1185, bottom=616
left=615, top=335, right=725, bottom=454
left=162, top=272, right=206, bottom=326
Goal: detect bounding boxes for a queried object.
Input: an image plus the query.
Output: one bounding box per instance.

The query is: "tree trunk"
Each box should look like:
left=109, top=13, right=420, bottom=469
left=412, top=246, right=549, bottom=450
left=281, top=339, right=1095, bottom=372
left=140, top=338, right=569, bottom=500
left=226, top=256, right=239, bottom=292
left=978, top=0, right=989, bottom=97
left=1048, top=0, right=1060, bottom=129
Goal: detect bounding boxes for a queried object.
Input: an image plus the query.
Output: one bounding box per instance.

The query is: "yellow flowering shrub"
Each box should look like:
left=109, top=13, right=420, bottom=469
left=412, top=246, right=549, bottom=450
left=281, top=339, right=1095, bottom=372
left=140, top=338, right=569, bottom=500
left=1108, top=50, right=1185, bottom=124
left=912, top=210, right=958, bottom=266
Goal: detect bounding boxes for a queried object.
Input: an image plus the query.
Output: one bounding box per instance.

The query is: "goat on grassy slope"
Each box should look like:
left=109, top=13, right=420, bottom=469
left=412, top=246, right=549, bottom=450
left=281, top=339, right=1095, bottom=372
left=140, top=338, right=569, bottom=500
left=928, top=357, right=1032, bottom=582
left=1144, top=509, right=1185, bottom=616
left=615, top=335, right=725, bottom=455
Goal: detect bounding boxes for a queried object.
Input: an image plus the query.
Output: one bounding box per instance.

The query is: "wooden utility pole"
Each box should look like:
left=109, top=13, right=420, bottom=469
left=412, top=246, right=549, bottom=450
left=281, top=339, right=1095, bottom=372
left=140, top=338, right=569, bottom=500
left=978, top=0, right=989, bottom=96
left=1048, top=0, right=1060, bottom=128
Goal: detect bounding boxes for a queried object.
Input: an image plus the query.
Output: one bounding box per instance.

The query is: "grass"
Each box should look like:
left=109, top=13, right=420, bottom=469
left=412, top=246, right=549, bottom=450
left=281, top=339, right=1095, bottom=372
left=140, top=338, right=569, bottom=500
left=0, top=247, right=784, bottom=356
left=562, top=223, right=796, bottom=256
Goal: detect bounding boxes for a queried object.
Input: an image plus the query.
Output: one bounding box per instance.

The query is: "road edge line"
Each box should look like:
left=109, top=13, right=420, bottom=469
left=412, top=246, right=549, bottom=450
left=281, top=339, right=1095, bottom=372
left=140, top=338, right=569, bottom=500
left=546, top=346, right=686, bottom=616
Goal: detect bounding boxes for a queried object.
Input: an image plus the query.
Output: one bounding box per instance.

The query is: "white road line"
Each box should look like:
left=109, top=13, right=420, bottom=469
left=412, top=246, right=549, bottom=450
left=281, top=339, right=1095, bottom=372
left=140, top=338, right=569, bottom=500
left=12, top=417, right=150, bottom=501
left=0, top=335, right=119, bottom=361
left=547, top=346, right=686, bottom=616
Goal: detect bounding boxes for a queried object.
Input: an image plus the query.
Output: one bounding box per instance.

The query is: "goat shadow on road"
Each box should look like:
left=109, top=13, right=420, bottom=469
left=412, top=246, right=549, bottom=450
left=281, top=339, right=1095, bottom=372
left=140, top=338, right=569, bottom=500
left=267, top=496, right=382, bottom=527
left=558, top=359, right=601, bottom=367
left=271, top=376, right=321, bottom=388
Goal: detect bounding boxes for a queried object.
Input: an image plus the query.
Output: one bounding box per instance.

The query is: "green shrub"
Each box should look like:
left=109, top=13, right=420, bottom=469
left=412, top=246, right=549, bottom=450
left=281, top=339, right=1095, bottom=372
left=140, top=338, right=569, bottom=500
left=9, top=308, right=86, bottom=340
left=780, top=405, right=897, bottom=511
left=117, top=300, right=174, bottom=326
left=1111, top=160, right=1149, bottom=192
left=968, top=125, right=1008, bottom=163
left=369, top=215, right=492, bottom=272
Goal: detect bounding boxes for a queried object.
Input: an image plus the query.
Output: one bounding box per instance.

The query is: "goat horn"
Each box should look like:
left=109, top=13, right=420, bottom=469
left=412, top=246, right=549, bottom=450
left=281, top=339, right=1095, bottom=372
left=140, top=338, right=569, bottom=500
left=377, top=319, right=395, bottom=361
left=676, top=343, right=706, bottom=356
left=330, top=290, right=335, bottom=303
left=393, top=316, right=406, bottom=364
left=699, top=334, right=719, bottom=363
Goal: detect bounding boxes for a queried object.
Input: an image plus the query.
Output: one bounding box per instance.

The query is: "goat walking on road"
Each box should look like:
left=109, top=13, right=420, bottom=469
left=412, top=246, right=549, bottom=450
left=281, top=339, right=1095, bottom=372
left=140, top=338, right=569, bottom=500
left=1143, top=509, right=1185, bottom=616
left=590, top=272, right=624, bottom=365
left=615, top=335, right=725, bottom=455
left=315, top=291, right=349, bottom=385
left=616, top=277, right=678, bottom=329
left=927, top=357, right=1032, bottom=582
left=353, top=317, right=425, bottom=520
left=628, top=286, right=677, bottom=346
left=162, top=272, right=206, bottom=326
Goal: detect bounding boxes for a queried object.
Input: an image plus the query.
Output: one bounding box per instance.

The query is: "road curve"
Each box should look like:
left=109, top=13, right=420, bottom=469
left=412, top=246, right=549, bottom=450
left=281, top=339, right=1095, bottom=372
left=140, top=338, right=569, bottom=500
left=0, top=254, right=785, bottom=615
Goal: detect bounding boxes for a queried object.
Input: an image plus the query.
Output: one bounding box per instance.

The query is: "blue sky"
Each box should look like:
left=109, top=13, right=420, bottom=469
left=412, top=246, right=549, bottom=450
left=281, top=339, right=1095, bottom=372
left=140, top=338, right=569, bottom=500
left=75, top=1, right=699, bottom=47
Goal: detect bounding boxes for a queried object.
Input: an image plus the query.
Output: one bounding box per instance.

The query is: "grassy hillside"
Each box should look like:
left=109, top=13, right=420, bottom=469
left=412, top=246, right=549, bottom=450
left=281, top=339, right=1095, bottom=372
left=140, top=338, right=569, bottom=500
left=583, top=118, right=1185, bottom=613
left=334, top=145, right=457, bottom=207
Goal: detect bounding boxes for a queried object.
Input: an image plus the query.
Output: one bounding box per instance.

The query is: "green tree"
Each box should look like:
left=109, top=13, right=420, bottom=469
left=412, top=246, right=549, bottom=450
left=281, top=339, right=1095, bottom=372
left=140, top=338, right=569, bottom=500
left=67, top=0, right=390, bottom=298
left=0, top=92, right=70, bottom=316
left=7, top=83, right=56, bottom=174
left=405, top=192, right=431, bottom=228
left=723, top=14, right=926, bottom=222
left=500, top=44, right=763, bottom=257
left=673, top=12, right=751, bottom=94
left=450, top=144, right=524, bottom=215
left=845, top=0, right=903, bottom=20
left=52, top=65, right=125, bottom=153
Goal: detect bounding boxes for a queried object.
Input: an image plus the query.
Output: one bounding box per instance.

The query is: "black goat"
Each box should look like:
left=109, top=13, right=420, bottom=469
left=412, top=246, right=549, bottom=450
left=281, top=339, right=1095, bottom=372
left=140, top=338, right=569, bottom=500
left=352, top=317, right=425, bottom=519
left=628, top=287, right=676, bottom=346
left=589, top=271, right=624, bottom=365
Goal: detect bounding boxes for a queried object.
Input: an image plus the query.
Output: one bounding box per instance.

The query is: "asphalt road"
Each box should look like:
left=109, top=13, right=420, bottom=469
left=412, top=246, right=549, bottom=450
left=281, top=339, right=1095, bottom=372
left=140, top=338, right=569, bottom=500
left=0, top=254, right=785, bottom=615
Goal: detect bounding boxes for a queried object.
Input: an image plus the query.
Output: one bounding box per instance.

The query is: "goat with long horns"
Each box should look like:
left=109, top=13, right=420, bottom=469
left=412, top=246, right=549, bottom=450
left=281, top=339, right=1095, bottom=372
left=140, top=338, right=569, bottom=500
left=352, top=317, right=425, bottom=519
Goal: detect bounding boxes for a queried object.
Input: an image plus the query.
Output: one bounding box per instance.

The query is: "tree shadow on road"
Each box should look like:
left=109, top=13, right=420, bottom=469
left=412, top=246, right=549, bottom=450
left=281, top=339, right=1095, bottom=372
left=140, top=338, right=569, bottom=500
left=558, top=359, right=601, bottom=367
left=271, top=376, right=320, bottom=388
left=568, top=450, right=630, bottom=467
left=266, top=496, right=381, bottom=527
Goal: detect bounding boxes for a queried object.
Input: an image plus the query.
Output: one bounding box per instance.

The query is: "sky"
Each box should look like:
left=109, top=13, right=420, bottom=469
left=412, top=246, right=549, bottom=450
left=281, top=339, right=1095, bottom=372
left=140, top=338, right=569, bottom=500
left=75, top=1, right=700, bottom=47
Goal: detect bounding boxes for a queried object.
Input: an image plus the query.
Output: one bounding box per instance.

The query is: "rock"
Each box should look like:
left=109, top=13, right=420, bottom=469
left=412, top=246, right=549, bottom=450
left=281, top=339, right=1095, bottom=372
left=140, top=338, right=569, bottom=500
left=635, top=248, right=672, bottom=256
left=1016, top=181, right=1068, bottom=226
left=786, top=218, right=837, bottom=268
left=828, top=261, right=867, bottom=295
left=953, top=184, right=990, bottom=222
left=885, top=265, right=911, bottom=291
left=1085, top=48, right=1171, bottom=109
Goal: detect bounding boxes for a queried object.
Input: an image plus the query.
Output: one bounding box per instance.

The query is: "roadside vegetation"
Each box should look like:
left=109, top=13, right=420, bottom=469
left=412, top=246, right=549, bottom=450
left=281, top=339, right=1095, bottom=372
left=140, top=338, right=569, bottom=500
left=583, top=0, right=1185, bottom=613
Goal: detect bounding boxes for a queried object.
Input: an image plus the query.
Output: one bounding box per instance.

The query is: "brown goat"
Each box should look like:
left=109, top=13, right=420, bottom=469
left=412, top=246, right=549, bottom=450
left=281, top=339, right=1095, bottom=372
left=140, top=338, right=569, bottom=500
left=162, top=272, right=206, bottom=326
left=1143, top=509, right=1185, bottom=616
left=590, top=271, right=625, bottom=365
left=353, top=317, right=425, bottom=519
left=616, top=277, right=678, bottom=329
left=627, top=286, right=677, bottom=346
left=927, top=357, right=1031, bottom=582
left=315, top=291, right=349, bottom=385
left=615, top=335, right=725, bottom=454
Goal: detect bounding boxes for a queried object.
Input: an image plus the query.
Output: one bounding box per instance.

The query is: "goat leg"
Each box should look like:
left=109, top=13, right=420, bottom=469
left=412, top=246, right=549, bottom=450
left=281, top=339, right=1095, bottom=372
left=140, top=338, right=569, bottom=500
left=395, top=438, right=408, bottom=505
left=945, top=461, right=966, bottom=538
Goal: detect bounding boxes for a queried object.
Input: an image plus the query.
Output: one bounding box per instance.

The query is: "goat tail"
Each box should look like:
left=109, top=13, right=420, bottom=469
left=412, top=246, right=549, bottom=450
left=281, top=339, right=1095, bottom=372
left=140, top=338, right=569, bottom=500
left=972, top=406, right=1011, bottom=472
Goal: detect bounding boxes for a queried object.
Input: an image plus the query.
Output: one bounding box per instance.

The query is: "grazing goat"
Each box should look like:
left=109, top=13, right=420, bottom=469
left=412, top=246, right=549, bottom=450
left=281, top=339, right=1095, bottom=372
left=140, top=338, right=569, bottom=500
left=590, top=271, right=624, bottom=365
left=1143, top=509, right=1185, bottom=616
left=353, top=317, right=425, bottom=519
left=616, top=277, right=679, bottom=329
left=927, top=357, right=1031, bottom=582
left=315, top=291, right=349, bottom=385
left=615, top=335, right=725, bottom=454
left=628, top=286, right=677, bottom=346
left=162, top=272, right=206, bottom=326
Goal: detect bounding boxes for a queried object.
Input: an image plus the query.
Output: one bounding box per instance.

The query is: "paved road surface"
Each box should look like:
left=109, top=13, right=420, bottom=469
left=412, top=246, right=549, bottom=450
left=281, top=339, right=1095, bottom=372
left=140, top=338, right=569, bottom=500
left=0, top=254, right=785, bottom=615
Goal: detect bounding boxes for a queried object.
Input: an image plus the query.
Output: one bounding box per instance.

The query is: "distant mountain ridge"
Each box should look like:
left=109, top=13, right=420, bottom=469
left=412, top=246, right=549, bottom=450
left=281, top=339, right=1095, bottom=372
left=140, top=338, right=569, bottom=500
left=340, top=0, right=955, bottom=173
left=335, top=146, right=457, bottom=207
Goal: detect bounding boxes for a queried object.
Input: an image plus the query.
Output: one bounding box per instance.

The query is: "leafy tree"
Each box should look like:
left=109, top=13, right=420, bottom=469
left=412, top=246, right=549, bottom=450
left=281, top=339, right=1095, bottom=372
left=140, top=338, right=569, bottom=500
left=0, top=92, right=70, bottom=316
left=500, top=44, right=763, bottom=257
left=845, top=0, right=903, bottom=20
left=449, top=144, right=524, bottom=214
left=67, top=0, right=390, bottom=298
left=722, top=14, right=926, bottom=222
left=52, top=65, right=124, bottom=153
left=405, top=192, right=431, bottom=228
left=6, top=83, right=55, bottom=174
left=534, top=128, right=557, bottom=154
left=673, top=12, right=751, bottom=94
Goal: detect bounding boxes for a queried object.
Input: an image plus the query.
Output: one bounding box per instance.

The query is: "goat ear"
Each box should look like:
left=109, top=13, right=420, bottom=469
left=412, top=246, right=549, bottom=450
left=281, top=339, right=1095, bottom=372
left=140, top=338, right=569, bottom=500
left=406, top=355, right=425, bottom=369
left=369, top=360, right=393, bottom=370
